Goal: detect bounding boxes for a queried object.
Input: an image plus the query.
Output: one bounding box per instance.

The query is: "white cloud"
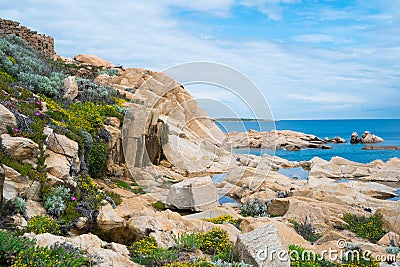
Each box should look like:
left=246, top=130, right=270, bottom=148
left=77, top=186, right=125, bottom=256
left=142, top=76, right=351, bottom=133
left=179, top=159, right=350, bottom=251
left=292, top=34, right=335, bottom=43
left=239, top=0, right=301, bottom=20
left=0, top=0, right=399, bottom=119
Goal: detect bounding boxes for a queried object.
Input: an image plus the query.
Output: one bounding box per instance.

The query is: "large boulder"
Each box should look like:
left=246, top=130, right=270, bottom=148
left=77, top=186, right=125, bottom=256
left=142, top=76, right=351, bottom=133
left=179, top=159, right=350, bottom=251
left=25, top=233, right=138, bottom=267
left=97, top=204, right=125, bottom=231
left=2, top=165, right=40, bottom=201
left=74, top=54, right=114, bottom=68
left=25, top=200, right=47, bottom=219
left=0, top=104, right=17, bottom=134
left=350, top=132, right=359, bottom=144
left=165, top=176, right=219, bottom=211
left=1, top=134, right=39, bottom=162
left=46, top=132, right=79, bottom=159
left=62, top=76, right=78, bottom=100
left=236, top=224, right=290, bottom=267
left=267, top=198, right=290, bottom=217
left=45, top=150, right=71, bottom=179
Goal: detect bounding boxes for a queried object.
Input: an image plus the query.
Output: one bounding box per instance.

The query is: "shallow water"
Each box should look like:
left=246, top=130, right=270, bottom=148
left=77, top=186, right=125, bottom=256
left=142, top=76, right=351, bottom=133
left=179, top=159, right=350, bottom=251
left=278, top=167, right=309, bottom=180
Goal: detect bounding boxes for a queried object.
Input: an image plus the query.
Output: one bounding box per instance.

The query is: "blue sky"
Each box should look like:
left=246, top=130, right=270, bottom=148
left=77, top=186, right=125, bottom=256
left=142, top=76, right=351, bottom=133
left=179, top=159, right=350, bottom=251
left=1, top=0, right=399, bottom=119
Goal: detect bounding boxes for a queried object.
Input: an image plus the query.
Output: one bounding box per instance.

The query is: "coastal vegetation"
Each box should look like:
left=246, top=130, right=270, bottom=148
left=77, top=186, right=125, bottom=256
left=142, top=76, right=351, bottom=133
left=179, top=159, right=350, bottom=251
left=342, top=213, right=387, bottom=243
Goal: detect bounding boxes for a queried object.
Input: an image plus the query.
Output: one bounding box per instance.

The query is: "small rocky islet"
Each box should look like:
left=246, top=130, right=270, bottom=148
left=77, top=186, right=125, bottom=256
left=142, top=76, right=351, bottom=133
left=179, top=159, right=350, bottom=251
left=0, top=20, right=399, bottom=267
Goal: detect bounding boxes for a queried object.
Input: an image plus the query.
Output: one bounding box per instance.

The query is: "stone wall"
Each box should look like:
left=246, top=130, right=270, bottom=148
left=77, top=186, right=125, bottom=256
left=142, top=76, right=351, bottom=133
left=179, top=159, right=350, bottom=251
left=0, top=18, right=55, bottom=58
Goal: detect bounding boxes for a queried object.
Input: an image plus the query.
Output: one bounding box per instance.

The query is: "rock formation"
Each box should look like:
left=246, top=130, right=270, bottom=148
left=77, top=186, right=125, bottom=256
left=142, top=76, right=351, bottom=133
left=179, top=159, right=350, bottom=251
left=0, top=18, right=55, bottom=58
left=350, top=131, right=384, bottom=144
left=224, top=129, right=334, bottom=150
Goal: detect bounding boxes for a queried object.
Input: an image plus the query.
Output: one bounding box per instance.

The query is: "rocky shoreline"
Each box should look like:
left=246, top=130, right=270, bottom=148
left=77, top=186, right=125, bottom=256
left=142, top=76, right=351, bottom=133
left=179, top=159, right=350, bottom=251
left=0, top=32, right=399, bottom=267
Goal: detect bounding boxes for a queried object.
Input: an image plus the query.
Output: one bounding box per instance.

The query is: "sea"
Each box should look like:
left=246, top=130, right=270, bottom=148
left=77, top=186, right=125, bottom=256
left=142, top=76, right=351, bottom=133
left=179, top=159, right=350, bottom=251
left=215, top=119, right=400, bottom=164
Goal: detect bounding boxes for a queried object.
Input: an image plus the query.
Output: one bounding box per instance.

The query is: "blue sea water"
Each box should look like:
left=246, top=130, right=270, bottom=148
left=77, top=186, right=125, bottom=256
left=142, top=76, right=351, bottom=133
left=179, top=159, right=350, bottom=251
left=216, top=119, right=400, bottom=164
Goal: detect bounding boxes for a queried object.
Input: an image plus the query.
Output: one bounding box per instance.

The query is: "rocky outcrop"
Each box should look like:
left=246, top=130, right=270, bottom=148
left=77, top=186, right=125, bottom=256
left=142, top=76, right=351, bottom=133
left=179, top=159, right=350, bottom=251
left=350, top=131, right=384, bottom=144
left=45, top=150, right=72, bottom=179
left=0, top=18, right=55, bottom=58
left=165, top=176, right=219, bottom=211
left=46, top=131, right=79, bottom=159
left=24, top=232, right=138, bottom=267
left=2, top=165, right=40, bottom=201
left=25, top=200, right=47, bottom=219
left=1, top=134, right=39, bottom=163
left=0, top=104, right=17, bottom=135
left=309, top=156, right=400, bottom=183
left=225, top=129, right=333, bottom=150
left=236, top=224, right=290, bottom=267
left=62, top=76, right=79, bottom=100
left=74, top=54, right=114, bottom=68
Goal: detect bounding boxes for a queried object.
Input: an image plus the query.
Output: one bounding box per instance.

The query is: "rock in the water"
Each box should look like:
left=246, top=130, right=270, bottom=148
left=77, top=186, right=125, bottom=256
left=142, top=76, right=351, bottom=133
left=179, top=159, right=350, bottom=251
left=165, top=176, right=219, bottom=211
left=236, top=224, right=290, bottom=267
left=326, top=136, right=346, bottom=143
left=0, top=104, right=17, bottom=135
left=62, top=76, right=78, bottom=100
left=1, top=134, right=39, bottom=162
left=362, top=145, right=400, bottom=150
left=350, top=132, right=359, bottom=144
left=360, top=131, right=384, bottom=143
left=351, top=131, right=384, bottom=144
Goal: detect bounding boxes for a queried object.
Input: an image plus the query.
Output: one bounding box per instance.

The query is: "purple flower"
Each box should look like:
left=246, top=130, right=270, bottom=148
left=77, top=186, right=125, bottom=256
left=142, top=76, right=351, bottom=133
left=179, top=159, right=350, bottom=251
left=13, top=128, right=20, bottom=132
left=71, top=197, right=77, bottom=201
left=35, top=101, right=42, bottom=105
left=34, top=112, right=41, bottom=117
left=53, top=109, right=58, bottom=113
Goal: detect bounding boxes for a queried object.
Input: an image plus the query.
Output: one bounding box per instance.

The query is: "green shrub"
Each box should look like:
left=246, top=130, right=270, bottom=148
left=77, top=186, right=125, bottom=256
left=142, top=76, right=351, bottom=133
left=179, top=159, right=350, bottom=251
left=343, top=213, right=387, bottom=243
left=289, top=244, right=380, bottom=267
left=87, top=142, right=107, bottom=178
left=0, top=35, right=64, bottom=96
left=76, top=175, right=105, bottom=210
left=0, top=230, right=35, bottom=265
left=106, top=191, right=122, bottom=206
left=202, top=215, right=241, bottom=226
left=153, top=201, right=166, bottom=211
left=43, top=185, right=71, bottom=217
left=27, top=216, right=61, bottom=235
left=174, top=232, right=198, bottom=252
left=116, top=180, right=145, bottom=194
left=14, top=197, right=27, bottom=213
left=129, top=236, right=177, bottom=266
left=197, top=228, right=232, bottom=255
left=59, top=201, right=81, bottom=224
left=240, top=198, right=270, bottom=217
left=11, top=243, right=88, bottom=267
left=291, top=218, right=322, bottom=243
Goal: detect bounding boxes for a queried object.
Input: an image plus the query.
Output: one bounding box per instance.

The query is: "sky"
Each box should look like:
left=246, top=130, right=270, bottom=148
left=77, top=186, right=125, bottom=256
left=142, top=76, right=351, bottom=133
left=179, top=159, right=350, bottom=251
left=0, top=0, right=399, bottom=120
